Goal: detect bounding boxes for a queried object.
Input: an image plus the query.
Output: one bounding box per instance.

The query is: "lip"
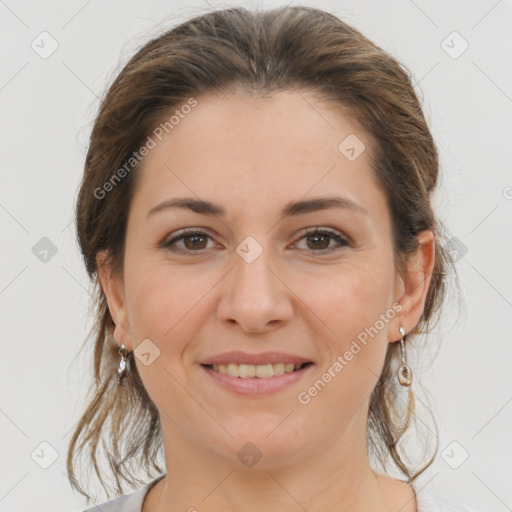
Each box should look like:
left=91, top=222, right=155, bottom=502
left=201, top=362, right=314, bottom=396
left=199, top=351, right=312, bottom=366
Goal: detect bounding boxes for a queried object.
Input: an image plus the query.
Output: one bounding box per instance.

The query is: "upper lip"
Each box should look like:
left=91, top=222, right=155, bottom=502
left=200, top=351, right=312, bottom=366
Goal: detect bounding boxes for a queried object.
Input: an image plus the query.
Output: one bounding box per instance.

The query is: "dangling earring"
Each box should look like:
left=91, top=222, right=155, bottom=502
left=118, top=344, right=131, bottom=384
left=397, top=326, right=413, bottom=387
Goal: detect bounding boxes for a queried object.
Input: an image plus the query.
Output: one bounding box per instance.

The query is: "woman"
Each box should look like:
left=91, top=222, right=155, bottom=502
left=68, top=5, right=476, bottom=512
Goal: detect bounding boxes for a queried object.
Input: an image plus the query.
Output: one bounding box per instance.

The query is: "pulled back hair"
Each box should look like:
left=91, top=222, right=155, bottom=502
left=68, top=4, right=460, bottom=501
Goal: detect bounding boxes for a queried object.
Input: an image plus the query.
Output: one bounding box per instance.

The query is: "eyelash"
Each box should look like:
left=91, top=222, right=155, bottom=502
left=161, top=227, right=350, bottom=255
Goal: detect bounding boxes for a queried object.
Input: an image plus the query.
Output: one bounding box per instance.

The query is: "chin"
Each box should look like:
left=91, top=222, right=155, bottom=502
left=206, top=427, right=309, bottom=470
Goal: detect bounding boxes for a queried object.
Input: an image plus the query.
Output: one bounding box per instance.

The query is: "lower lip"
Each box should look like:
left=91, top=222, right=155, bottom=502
left=201, top=364, right=314, bottom=396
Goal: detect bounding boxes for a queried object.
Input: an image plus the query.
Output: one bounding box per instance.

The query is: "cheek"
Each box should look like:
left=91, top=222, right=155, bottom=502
left=122, top=263, right=210, bottom=408
left=298, top=256, right=394, bottom=404
left=123, top=260, right=220, bottom=357
left=303, top=255, right=395, bottom=343
left=126, top=270, right=184, bottom=341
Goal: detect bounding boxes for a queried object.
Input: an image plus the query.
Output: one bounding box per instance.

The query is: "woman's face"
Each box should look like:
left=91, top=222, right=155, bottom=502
left=101, top=89, right=431, bottom=469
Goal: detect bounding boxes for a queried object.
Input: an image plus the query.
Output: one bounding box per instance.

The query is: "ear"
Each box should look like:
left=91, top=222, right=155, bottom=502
left=96, top=250, right=133, bottom=352
left=388, top=230, right=436, bottom=342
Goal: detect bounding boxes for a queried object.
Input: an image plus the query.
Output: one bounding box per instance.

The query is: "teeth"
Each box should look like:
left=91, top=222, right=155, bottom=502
left=273, top=362, right=285, bottom=375
left=240, top=364, right=256, bottom=378
left=227, top=363, right=239, bottom=377
left=256, top=364, right=273, bottom=378
left=210, top=362, right=305, bottom=378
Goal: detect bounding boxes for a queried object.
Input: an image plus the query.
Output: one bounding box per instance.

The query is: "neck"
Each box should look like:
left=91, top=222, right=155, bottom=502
left=144, top=415, right=416, bottom=512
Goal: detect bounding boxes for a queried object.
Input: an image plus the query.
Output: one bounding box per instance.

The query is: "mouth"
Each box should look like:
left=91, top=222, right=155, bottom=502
left=200, top=360, right=314, bottom=396
left=201, top=362, right=313, bottom=379
left=199, top=351, right=314, bottom=395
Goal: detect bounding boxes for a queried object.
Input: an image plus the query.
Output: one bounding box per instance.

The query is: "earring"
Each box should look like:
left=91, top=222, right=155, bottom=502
left=397, top=326, right=413, bottom=387
left=117, top=344, right=131, bottom=384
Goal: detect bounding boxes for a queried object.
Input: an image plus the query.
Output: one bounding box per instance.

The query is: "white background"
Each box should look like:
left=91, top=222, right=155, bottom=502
left=0, top=1, right=511, bottom=511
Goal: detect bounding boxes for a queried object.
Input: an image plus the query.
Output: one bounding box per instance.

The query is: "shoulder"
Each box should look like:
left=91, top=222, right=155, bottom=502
left=414, top=487, right=478, bottom=512
left=79, top=475, right=165, bottom=512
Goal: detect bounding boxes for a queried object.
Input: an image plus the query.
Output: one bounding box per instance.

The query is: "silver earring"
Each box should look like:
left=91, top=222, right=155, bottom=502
left=397, top=326, right=413, bottom=387
left=118, top=344, right=130, bottom=384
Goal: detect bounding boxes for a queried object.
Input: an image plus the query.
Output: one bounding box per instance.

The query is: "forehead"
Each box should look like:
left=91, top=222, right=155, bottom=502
left=131, top=89, right=386, bottom=221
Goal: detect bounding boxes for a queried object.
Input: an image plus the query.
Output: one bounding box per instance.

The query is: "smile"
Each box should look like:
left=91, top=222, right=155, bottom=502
left=200, top=362, right=314, bottom=396
left=204, top=362, right=311, bottom=378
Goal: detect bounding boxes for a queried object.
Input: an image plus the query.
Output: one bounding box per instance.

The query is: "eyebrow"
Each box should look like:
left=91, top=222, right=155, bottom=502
left=147, top=196, right=369, bottom=219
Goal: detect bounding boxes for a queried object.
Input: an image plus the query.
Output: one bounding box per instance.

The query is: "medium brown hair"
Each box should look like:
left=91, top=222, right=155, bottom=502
left=68, top=5, right=460, bottom=501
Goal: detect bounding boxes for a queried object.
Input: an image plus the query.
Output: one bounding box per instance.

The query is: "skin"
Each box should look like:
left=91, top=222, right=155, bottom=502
left=97, top=89, right=435, bottom=512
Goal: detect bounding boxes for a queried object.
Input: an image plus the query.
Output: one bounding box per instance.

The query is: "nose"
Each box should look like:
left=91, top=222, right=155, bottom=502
left=216, top=244, right=294, bottom=334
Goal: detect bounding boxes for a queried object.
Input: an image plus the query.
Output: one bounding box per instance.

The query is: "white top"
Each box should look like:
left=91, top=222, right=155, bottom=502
left=80, top=474, right=477, bottom=512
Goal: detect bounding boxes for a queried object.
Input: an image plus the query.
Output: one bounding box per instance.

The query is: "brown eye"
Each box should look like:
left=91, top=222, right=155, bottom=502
left=182, top=234, right=208, bottom=250
left=305, top=233, right=330, bottom=250
left=295, top=229, right=349, bottom=252
left=162, top=229, right=214, bottom=253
